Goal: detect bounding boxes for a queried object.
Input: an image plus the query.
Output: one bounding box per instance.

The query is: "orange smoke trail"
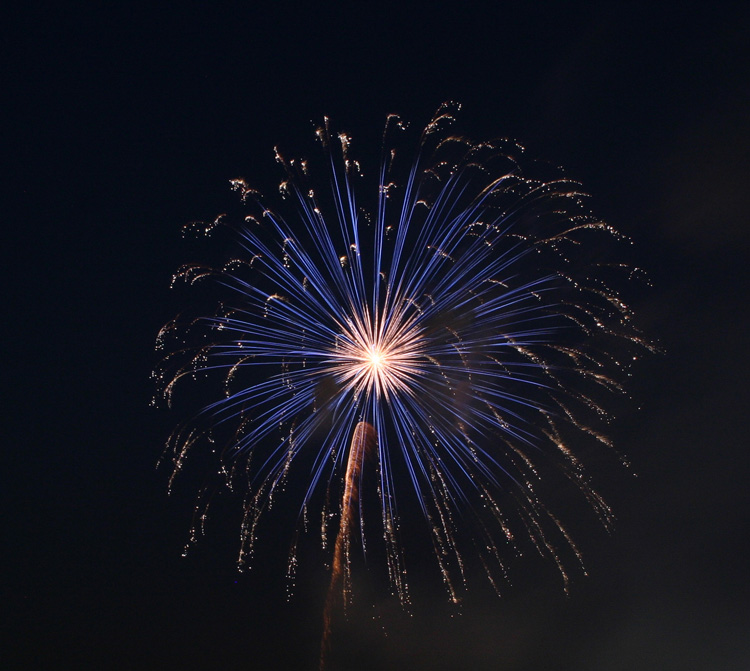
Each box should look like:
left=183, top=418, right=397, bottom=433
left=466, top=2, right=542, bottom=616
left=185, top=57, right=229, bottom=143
left=320, top=421, right=375, bottom=670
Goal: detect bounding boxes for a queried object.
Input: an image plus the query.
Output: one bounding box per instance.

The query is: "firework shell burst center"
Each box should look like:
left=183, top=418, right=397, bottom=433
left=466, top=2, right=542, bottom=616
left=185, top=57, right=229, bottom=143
left=154, top=102, right=653, bottom=606
left=334, top=316, right=423, bottom=401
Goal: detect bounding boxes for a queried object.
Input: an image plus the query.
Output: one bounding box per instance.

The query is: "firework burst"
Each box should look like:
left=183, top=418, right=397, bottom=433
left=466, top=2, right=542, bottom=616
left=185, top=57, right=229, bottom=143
left=154, top=102, right=652, bottom=608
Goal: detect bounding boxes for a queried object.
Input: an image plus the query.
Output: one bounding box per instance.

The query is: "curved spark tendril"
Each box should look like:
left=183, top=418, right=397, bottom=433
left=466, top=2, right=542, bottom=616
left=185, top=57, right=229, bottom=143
left=154, top=103, right=652, bottom=607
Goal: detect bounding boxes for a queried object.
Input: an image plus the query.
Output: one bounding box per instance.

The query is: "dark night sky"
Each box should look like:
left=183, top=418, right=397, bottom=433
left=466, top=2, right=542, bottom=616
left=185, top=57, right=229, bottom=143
left=5, top=3, right=750, bottom=670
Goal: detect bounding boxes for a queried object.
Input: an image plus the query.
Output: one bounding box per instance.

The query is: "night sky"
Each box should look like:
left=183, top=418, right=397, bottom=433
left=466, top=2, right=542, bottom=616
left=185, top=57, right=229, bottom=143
left=6, top=4, right=750, bottom=670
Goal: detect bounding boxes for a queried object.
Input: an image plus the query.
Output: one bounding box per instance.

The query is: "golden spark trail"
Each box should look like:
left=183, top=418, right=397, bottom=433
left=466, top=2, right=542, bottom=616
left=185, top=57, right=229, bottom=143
left=320, top=421, right=375, bottom=671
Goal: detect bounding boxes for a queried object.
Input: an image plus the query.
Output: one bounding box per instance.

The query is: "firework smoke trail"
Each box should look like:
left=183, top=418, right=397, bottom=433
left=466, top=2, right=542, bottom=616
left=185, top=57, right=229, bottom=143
left=154, top=102, right=653, bottom=616
left=320, top=422, right=374, bottom=670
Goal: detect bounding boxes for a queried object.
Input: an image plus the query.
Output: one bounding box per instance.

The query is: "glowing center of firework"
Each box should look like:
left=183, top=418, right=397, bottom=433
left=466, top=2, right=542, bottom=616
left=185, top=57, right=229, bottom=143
left=333, top=319, right=423, bottom=402
left=366, top=347, right=386, bottom=371
left=357, top=342, right=394, bottom=391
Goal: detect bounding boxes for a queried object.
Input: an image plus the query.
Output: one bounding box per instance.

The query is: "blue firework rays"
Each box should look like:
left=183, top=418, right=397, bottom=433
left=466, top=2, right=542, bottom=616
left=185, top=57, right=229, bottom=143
left=154, top=103, right=651, bottom=603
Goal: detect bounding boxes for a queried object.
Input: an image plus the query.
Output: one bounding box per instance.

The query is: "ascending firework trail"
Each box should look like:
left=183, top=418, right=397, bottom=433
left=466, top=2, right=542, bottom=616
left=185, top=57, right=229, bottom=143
left=320, top=422, right=374, bottom=671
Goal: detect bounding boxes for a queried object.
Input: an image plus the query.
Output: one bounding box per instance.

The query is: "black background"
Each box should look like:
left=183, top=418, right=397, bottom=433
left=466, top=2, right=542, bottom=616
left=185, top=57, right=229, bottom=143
left=5, top=3, right=749, bottom=669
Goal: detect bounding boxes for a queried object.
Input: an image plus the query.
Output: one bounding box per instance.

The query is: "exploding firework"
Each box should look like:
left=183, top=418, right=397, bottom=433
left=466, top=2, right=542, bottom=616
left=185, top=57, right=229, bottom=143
left=154, top=103, right=652, bottom=609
